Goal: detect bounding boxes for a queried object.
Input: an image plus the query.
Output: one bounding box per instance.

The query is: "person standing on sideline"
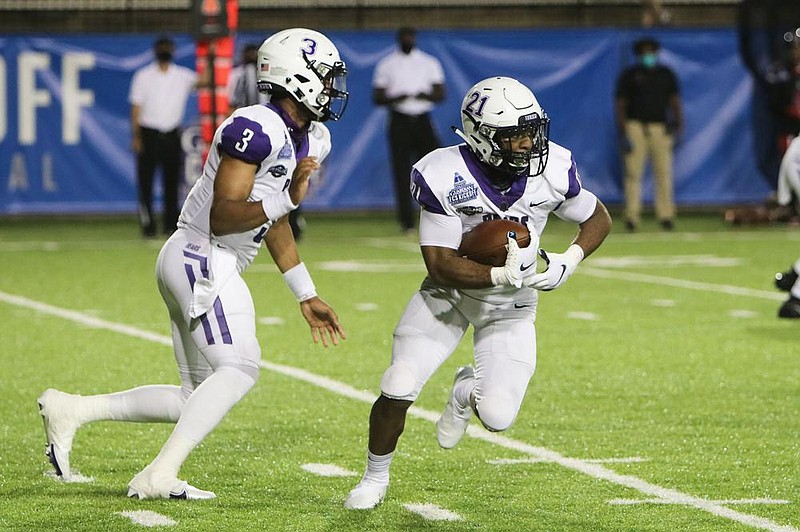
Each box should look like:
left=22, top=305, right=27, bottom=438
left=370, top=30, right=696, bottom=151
left=129, top=36, right=202, bottom=238
left=344, top=76, right=611, bottom=510
left=373, top=26, right=446, bottom=234
left=38, top=28, right=348, bottom=500
left=615, top=37, right=682, bottom=232
left=226, top=42, right=266, bottom=110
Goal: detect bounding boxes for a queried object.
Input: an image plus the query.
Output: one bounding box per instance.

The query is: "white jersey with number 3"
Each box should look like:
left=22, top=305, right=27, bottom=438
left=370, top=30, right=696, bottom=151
left=178, top=103, right=330, bottom=271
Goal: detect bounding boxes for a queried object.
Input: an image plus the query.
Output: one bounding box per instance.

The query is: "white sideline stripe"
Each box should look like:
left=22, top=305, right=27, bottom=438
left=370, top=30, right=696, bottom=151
left=488, top=457, right=648, bottom=465
left=300, top=463, right=358, bottom=477
left=403, top=503, right=462, bottom=521
left=580, top=267, right=786, bottom=301
left=2, top=289, right=796, bottom=532
left=116, top=510, right=177, bottom=527
left=609, top=498, right=790, bottom=506
left=566, top=311, right=598, bottom=321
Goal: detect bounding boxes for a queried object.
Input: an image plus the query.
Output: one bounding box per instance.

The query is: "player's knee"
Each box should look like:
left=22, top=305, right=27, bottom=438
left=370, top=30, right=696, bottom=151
left=475, top=395, right=518, bottom=432
left=380, top=363, right=418, bottom=401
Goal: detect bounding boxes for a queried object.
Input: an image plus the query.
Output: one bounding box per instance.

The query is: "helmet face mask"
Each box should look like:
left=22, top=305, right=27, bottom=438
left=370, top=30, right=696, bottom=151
left=256, top=28, right=349, bottom=122
left=455, top=77, right=550, bottom=183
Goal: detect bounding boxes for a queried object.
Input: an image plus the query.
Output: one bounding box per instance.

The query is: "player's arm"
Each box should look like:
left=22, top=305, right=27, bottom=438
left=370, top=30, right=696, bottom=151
left=209, top=154, right=264, bottom=235
left=571, top=198, right=612, bottom=259
left=264, top=216, right=346, bottom=346
left=419, top=211, right=520, bottom=289
left=211, top=153, right=319, bottom=236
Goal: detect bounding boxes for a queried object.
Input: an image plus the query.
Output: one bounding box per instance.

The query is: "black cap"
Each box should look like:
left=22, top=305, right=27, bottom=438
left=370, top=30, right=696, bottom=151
left=633, top=37, right=660, bottom=55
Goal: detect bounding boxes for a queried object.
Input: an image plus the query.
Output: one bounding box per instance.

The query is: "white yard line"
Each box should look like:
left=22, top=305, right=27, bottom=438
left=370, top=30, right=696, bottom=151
left=403, top=503, right=462, bottom=521
left=580, top=267, right=786, bottom=301
left=2, top=289, right=796, bottom=532
left=116, top=510, right=177, bottom=527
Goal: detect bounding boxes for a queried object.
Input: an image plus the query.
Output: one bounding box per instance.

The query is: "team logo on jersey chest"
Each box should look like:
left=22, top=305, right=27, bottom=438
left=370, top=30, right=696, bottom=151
left=456, top=205, right=483, bottom=215
left=277, top=140, right=293, bottom=159
left=447, top=173, right=478, bottom=205
left=267, top=164, right=288, bottom=178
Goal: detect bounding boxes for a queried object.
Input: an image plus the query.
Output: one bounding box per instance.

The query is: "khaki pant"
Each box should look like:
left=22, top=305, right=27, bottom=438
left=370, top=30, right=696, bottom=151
left=623, top=120, right=675, bottom=224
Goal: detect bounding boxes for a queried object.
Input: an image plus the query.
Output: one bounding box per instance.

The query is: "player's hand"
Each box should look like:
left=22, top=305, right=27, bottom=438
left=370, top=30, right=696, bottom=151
left=517, top=243, right=540, bottom=283
left=288, top=156, right=320, bottom=205
left=131, top=136, right=142, bottom=154
left=299, top=296, right=346, bottom=347
left=525, top=245, right=583, bottom=291
left=489, top=233, right=522, bottom=288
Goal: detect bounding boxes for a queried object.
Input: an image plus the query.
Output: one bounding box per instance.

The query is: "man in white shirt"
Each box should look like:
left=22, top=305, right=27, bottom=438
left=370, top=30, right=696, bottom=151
left=373, top=27, right=446, bottom=233
left=129, top=36, right=200, bottom=238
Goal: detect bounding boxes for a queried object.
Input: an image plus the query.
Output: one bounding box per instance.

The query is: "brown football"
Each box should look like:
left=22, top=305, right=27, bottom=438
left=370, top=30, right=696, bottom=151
left=457, top=219, right=531, bottom=266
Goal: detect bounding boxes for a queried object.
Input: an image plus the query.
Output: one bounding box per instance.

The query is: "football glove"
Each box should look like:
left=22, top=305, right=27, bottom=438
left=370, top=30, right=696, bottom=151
left=490, top=233, right=522, bottom=288
left=526, top=244, right=584, bottom=291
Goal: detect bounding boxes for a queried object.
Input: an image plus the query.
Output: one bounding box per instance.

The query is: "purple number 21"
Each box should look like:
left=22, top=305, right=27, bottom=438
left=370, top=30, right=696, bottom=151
left=465, top=91, right=489, bottom=117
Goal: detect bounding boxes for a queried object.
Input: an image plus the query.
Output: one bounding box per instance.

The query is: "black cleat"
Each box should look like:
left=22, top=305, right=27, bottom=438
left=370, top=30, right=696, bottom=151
left=778, top=296, right=800, bottom=318
left=775, top=269, right=798, bottom=292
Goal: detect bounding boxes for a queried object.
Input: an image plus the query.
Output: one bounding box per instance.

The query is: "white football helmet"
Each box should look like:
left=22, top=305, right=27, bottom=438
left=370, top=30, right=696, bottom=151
left=256, top=28, right=348, bottom=122
left=454, top=76, right=550, bottom=179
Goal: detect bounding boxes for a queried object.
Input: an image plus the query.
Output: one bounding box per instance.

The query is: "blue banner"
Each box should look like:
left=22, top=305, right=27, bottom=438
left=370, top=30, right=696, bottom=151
left=0, top=29, right=772, bottom=215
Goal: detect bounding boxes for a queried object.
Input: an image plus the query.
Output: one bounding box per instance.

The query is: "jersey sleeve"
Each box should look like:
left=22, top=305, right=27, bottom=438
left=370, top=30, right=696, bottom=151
left=128, top=69, right=144, bottom=105
left=411, top=167, right=448, bottom=215
left=219, top=115, right=274, bottom=165
left=554, top=189, right=597, bottom=224
left=419, top=209, right=462, bottom=249
left=308, top=122, right=332, bottom=163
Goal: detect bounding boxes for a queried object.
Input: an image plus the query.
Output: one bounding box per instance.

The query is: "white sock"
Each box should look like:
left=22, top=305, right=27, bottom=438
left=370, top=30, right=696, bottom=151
left=363, top=451, right=393, bottom=485
left=792, top=259, right=800, bottom=299
left=148, top=367, right=255, bottom=478
left=452, top=374, right=475, bottom=414
left=106, top=385, right=182, bottom=423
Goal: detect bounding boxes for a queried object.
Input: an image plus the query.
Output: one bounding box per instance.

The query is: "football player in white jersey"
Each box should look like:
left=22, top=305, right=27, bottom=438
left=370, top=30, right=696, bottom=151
left=345, top=77, right=612, bottom=509
left=37, top=28, right=348, bottom=500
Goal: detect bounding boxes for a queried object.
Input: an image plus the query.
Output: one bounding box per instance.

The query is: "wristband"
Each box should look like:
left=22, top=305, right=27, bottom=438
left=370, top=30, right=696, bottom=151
left=283, top=262, right=317, bottom=302
left=564, top=244, right=585, bottom=266
left=489, top=266, right=506, bottom=286
left=261, top=190, right=297, bottom=222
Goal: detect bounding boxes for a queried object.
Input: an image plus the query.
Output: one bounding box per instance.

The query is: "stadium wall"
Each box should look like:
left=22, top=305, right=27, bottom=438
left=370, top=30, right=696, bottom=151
left=0, top=28, right=770, bottom=214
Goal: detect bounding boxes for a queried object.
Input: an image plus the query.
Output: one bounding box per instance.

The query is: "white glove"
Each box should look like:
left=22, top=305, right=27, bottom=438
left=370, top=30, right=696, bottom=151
left=517, top=242, right=540, bottom=284
left=526, top=244, right=584, bottom=291
left=490, top=234, right=522, bottom=288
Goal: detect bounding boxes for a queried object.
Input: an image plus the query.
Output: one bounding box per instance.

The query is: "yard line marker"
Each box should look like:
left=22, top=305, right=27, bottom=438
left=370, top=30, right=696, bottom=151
left=300, top=463, right=358, bottom=477
left=403, top=503, right=462, bottom=521
left=258, top=316, right=285, bottom=325
left=580, top=267, right=786, bottom=301
left=609, top=498, right=790, bottom=506
left=488, top=457, right=648, bottom=465
left=116, top=510, right=176, bottom=527
left=566, top=311, right=598, bottom=321
left=2, top=289, right=796, bottom=532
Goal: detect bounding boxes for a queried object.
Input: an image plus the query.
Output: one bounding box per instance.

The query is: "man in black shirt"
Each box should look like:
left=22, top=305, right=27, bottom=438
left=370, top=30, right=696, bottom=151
left=615, top=37, right=683, bottom=231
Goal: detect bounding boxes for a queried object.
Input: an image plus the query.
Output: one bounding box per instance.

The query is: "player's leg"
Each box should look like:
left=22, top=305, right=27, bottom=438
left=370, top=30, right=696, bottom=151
left=623, top=120, right=647, bottom=230
left=36, top=239, right=197, bottom=481
left=345, top=288, right=468, bottom=509
left=649, top=122, right=676, bottom=228
left=129, top=244, right=260, bottom=500
left=778, top=257, right=800, bottom=318
left=471, top=311, right=537, bottom=433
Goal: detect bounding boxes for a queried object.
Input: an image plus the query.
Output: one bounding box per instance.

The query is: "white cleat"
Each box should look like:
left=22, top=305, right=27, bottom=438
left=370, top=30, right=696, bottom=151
left=343, top=480, right=388, bottom=510
left=127, top=466, right=216, bottom=500
left=436, top=365, right=475, bottom=449
left=38, top=389, right=82, bottom=481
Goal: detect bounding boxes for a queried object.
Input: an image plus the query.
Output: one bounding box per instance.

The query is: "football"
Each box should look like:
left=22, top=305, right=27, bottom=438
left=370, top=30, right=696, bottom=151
left=457, top=219, right=531, bottom=266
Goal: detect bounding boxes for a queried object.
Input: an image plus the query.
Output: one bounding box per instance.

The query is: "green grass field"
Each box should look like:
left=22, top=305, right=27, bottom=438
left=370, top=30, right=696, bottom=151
left=0, top=212, right=798, bottom=531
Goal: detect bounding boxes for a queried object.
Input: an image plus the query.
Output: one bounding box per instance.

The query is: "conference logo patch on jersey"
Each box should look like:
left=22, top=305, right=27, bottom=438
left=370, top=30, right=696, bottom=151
left=456, top=205, right=484, bottom=215
left=447, top=173, right=478, bottom=205
left=267, top=164, right=288, bottom=178
left=277, top=140, right=293, bottom=160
